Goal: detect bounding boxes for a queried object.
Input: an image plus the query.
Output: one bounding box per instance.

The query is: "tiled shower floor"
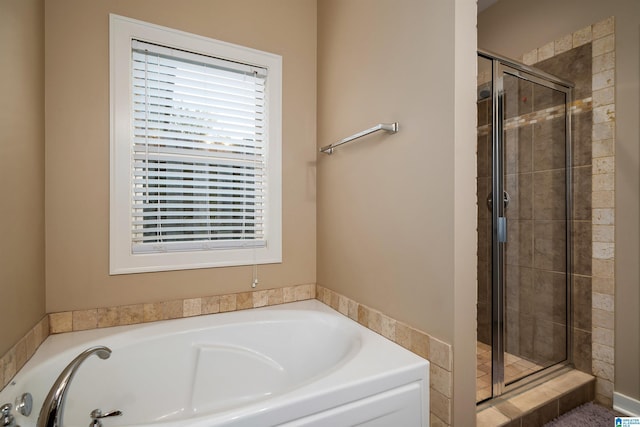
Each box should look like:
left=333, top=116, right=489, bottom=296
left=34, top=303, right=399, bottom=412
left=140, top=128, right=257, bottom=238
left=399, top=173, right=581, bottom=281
left=476, top=341, right=545, bottom=402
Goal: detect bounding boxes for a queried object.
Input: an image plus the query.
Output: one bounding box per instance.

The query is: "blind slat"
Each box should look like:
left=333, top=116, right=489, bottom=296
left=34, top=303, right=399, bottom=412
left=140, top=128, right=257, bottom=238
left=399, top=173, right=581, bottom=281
left=131, top=39, right=268, bottom=252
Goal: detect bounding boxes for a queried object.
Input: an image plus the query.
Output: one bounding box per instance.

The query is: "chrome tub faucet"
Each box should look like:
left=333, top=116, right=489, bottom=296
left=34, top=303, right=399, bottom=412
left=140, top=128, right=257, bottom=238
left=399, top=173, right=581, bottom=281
left=37, top=346, right=117, bottom=427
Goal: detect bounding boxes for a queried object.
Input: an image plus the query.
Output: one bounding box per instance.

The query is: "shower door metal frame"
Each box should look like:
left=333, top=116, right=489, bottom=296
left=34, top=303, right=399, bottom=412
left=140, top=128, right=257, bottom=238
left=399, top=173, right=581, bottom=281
left=478, top=49, right=575, bottom=400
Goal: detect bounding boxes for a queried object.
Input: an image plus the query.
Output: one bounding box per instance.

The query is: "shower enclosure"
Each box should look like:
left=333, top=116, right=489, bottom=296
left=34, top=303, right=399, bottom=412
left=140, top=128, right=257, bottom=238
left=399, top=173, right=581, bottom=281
left=476, top=50, right=574, bottom=402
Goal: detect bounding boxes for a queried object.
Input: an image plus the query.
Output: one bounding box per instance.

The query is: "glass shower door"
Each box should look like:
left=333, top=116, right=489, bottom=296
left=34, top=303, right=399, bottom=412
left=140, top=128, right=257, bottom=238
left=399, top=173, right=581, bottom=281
left=476, top=51, right=572, bottom=404
left=500, top=66, right=570, bottom=388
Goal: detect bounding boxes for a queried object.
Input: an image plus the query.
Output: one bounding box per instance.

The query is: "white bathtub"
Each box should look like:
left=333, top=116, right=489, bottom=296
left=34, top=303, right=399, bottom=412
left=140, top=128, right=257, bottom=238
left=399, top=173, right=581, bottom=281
left=0, top=300, right=429, bottom=427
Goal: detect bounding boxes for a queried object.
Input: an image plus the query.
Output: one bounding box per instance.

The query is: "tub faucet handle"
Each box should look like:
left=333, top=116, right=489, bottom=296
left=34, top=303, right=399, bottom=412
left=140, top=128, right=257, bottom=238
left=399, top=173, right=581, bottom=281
left=1, top=403, right=16, bottom=427
left=90, top=410, right=122, bottom=419
left=89, top=409, right=122, bottom=427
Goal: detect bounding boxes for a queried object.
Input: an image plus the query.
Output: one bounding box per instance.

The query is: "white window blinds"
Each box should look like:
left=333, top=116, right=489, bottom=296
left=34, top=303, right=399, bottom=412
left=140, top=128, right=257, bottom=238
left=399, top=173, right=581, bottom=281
left=131, top=40, right=268, bottom=254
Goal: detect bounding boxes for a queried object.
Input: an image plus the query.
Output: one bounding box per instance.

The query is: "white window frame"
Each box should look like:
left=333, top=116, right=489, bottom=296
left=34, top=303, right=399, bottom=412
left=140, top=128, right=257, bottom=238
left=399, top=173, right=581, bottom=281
left=110, top=14, right=282, bottom=274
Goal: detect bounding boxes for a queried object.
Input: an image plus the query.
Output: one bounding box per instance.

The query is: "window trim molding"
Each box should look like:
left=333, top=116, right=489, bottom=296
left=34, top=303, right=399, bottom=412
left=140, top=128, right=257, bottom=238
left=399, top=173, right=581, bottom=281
left=109, top=14, right=282, bottom=275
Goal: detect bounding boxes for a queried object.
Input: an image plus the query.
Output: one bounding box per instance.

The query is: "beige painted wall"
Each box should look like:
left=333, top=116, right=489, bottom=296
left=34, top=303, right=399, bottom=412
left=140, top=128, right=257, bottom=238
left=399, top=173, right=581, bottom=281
left=0, top=0, right=46, bottom=356
left=317, top=0, right=477, bottom=423
left=479, top=0, right=640, bottom=402
left=44, top=0, right=317, bottom=312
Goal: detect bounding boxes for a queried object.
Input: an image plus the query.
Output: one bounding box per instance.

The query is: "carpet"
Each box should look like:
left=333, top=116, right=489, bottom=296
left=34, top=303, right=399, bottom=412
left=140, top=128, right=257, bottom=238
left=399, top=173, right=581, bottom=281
left=544, top=402, right=623, bottom=426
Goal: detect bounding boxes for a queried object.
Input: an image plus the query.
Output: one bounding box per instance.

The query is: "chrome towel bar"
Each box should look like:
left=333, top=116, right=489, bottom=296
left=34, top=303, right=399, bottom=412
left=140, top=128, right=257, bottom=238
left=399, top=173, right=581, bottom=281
left=319, top=122, right=399, bottom=155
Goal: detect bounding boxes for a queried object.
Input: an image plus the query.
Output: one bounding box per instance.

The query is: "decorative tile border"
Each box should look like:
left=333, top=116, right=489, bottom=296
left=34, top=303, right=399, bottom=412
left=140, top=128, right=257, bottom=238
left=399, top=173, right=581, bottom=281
left=477, top=98, right=593, bottom=137
left=48, top=284, right=316, bottom=333
left=316, top=285, right=453, bottom=427
left=0, top=316, right=49, bottom=391
left=520, top=16, right=616, bottom=407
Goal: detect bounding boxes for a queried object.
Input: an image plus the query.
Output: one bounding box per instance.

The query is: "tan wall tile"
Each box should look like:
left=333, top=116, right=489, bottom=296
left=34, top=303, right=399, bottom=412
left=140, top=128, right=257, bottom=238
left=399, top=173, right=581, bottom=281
left=592, top=359, right=614, bottom=382
left=592, top=190, right=614, bottom=208
left=368, top=310, right=383, bottom=334
left=98, top=307, right=119, bottom=328
left=537, top=42, right=555, bottom=61
left=593, top=52, right=615, bottom=74
left=357, top=304, right=369, bottom=327
left=143, top=303, right=162, bottom=322
left=429, top=336, right=452, bottom=371
left=592, top=139, right=615, bottom=159
left=522, top=48, right=538, bottom=65
left=120, top=304, right=144, bottom=325
left=573, top=25, right=592, bottom=47
left=50, top=312, right=72, bottom=333
left=592, top=87, right=615, bottom=108
left=593, top=157, right=614, bottom=175
left=202, top=296, right=220, bottom=314
left=593, top=225, right=614, bottom=243
left=236, top=292, right=253, bottom=310
left=380, top=314, right=396, bottom=341
left=72, top=310, right=98, bottom=331
left=329, top=290, right=340, bottom=310
left=33, top=319, right=44, bottom=348
left=592, top=122, right=615, bottom=141
left=282, top=286, right=296, bottom=303
left=592, top=17, right=615, bottom=39
left=593, top=208, right=614, bottom=225
left=595, top=377, right=614, bottom=397
left=183, top=298, right=202, bottom=317
left=219, top=294, right=237, bottom=312
left=347, top=299, right=358, bottom=321
left=592, top=34, right=614, bottom=56
left=595, top=393, right=613, bottom=407
left=294, top=284, right=315, bottom=301
left=337, top=294, right=349, bottom=316
left=593, top=242, right=614, bottom=260
left=593, top=105, right=615, bottom=125
left=395, top=322, right=412, bottom=350
left=593, top=259, right=614, bottom=279
left=554, top=34, right=573, bottom=55
left=161, top=300, right=183, bottom=320
left=593, top=326, right=614, bottom=347
left=15, top=340, right=26, bottom=372
left=592, top=308, right=614, bottom=329
left=252, top=290, right=268, bottom=308
left=593, top=70, right=615, bottom=91
left=410, top=328, right=429, bottom=359
left=430, top=388, right=451, bottom=424
left=25, top=329, right=36, bottom=360
left=267, top=288, right=284, bottom=306
left=2, top=349, right=16, bottom=385
left=41, top=316, right=50, bottom=343
left=593, top=343, right=614, bottom=364
left=593, top=293, right=614, bottom=312
left=431, top=364, right=452, bottom=398
left=430, top=414, right=448, bottom=427
left=592, top=173, right=614, bottom=192
left=592, top=277, right=614, bottom=295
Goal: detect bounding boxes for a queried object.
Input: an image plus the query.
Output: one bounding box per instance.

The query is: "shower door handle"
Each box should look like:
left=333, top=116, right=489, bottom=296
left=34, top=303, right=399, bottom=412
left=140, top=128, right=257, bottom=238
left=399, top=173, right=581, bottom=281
left=497, top=217, right=507, bottom=243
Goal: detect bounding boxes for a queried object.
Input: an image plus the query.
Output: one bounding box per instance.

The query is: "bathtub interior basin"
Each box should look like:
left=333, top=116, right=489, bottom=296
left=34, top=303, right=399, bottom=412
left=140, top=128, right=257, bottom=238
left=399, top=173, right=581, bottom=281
left=0, top=300, right=429, bottom=427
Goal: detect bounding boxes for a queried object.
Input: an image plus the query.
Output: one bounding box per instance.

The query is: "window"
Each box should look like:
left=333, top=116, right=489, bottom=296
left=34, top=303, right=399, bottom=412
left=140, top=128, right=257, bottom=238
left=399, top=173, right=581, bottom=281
left=110, top=15, right=282, bottom=274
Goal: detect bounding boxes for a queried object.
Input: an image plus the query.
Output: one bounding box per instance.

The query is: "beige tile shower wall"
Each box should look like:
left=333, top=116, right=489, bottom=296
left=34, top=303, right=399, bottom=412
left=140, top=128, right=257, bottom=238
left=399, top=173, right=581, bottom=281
left=316, top=286, right=453, bottom=427
left=519, top=18, right=616, bottom=407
